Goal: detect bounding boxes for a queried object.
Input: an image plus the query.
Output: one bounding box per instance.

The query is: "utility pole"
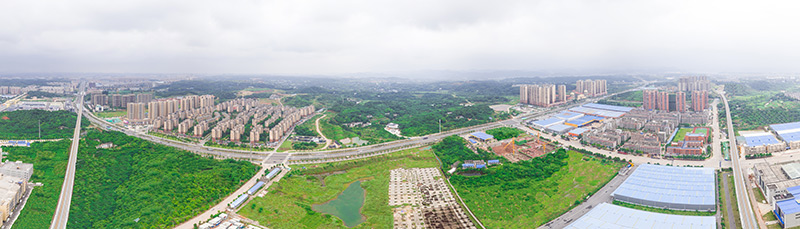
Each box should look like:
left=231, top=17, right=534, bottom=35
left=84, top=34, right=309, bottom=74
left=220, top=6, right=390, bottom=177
left=38, top=119, right=41, bottom=139
left=439, top=119, right=442, bottom=133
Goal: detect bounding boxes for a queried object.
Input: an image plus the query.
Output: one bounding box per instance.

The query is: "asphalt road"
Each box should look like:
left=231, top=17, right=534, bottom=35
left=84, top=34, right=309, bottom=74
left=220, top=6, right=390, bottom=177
left=720, top=89, right=757, bottom=229
left=50, top=83, right=85, bottom=229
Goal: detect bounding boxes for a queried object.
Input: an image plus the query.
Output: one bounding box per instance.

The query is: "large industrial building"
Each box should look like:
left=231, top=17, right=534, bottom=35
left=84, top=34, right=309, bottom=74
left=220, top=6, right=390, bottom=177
left=775, top=185, right=800, bottom=228
left=739, top=132, right=785, bottom=155
left=611, top=164, right=716, bottom=211
left=565, top=203, right=716, bottom=229
left=771, top=121, right=800, bottom=149
left=753, top=161, right=800, bottom=207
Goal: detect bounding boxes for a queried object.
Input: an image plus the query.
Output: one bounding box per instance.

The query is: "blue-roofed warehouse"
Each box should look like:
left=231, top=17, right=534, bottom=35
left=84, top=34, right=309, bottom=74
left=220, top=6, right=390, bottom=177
left=775, top=185, right=800, bottom=228
left=611, top=164, right=716, bottom=211
left=568, top=128, right=589, bottom=137
left=229, top=193, right=249, bottom=209
left=546, top=124, right=574, bottom=134
left=771, top=121, right=800, bottom=149
left=247, top=181, right=266, bottom=195
left=553, top=111, right=584, bottom=121
left=469, top=132, right=494, bottom=142
left=583, top=103, right=634, bottom=113
left=565, top=115, right=604, bottom=127
left=740, top=132, right=786, bottom=155
left=531, top=117, right=564, bottom=129
left=266, top=167, right=282, bottom=180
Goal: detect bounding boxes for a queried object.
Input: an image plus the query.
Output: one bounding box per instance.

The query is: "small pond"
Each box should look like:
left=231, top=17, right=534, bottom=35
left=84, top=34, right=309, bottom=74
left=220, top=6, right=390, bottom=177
left=312, top=181, right=366, bottom=227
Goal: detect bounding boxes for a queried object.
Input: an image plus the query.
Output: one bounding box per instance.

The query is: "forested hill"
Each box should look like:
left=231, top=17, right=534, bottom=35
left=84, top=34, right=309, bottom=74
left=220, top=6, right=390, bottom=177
left=0, top=110, right=88, bottom=139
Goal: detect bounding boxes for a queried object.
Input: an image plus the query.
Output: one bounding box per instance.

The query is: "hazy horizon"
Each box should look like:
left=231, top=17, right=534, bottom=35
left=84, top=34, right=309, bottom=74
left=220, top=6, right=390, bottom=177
left=2, top=0, right=800, bottom=75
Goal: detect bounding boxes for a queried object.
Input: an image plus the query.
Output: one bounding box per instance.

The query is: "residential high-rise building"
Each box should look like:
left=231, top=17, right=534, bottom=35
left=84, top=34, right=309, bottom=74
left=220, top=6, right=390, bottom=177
left=136, top=93, right=154, bottom=103
left=91, top=94, right=108, bottom=106
left=122, top=94, right=136, bottom=108
left=657, top=91, right=670, bottom=111
left=557, top=85, right=567, bottom=102
left=675, top=92, right=686, bottom=112
left=518, top=84, right=567, bottom=107
left=692, top=90, right=708, bottom=111
left=643, top=90, right=657, bottom=110
left=127, top=103, right=146, bottom=120
left=520, top=85, right=530, bottom=104
left=575, top=79, right=607, bottom=97
left=678, top=76, right=710, bottom=92
left=148, top=101, right=159, bottom=120
left=111, top=94, right=123, bottom=108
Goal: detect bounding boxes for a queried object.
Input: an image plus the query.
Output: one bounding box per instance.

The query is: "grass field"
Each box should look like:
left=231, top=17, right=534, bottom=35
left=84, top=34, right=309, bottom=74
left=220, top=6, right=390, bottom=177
left=238, top=147, right=439, bottom=228
left=613, top=200, right=715, bottom=216
left=672, top=128, right=694, bottom=142
left=95, top=110, right=127, bottom=118
left=319, top=115, right=358, bottom=142
left=728, top=174, right=743, bottom=229
left=456, top=151, right=622, bottom=228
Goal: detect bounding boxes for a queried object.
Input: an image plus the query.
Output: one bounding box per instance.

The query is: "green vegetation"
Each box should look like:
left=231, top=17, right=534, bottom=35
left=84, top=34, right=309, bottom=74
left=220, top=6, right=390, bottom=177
left=154, top=80, right=279, bottom=100
left=726, top=90, right=800, bottom=130
left=203, top=141, right=274, bottom=151
left=295, top=114, right=320, bottom=137
left=613, top=200, right=715, bottom=216
left=292, top=141, right=318, bottom=150
left=27, top=91, right=68, bottom=98
left=449, top=149, right=623, bottom=228
left=672, top=128, right=694, bottom=142
left=432, top=136, right=502, bottom=170
left=0, top=110, right=88, bottom=139
left=3, top=140, right=71, bottom=228
left=148, top=131, right=196, bottom=143
left=745, top=153, right=772, bottom=159
left=66, top=130, right=260, bottom=228
left=598, top=90, right=644, bottom=107
left=239, top=147, right=439, bottom=228
left=95, top=110, right=127, bottom=118
left=319, top=113, right=400, bottom=145
left=485, top=127, right=524, bottom=141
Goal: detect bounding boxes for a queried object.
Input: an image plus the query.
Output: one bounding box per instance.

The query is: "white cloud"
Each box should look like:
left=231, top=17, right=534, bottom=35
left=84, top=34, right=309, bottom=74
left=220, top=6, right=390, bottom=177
left=0, top=0, right=799, bottom=75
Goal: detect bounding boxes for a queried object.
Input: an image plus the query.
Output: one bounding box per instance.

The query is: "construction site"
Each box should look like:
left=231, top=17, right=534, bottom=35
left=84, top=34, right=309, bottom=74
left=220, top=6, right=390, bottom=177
left=491, top=134, right=557, bottom=163
left=388, top=168, right=476, bottom=229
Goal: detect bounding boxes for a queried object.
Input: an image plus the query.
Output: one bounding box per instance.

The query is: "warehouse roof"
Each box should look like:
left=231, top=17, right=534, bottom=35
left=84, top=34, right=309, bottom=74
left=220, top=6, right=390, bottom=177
left=568, top=128, right=589, bottom=136
left=741, top=132, right=782, bottom=147
left=771, top=122, right=800, bottom=143
left=470, top=132, right=494, bottom=141
left=531, top=118, right=564, bottom=128
left=554, top=111, right=584, bottom=120
left=566, top=115, right=605, bottom=127
left=547, top=124, right=574, bottom=133
left=783, top=163, right=800, bottom=180
left=583, top=103, right=634, bottom=113
left=611, top=164, right=716, bottom=208
left=565, top=203, right=716, bottom=229
left=777, top=185, right=800, bottom=216
left=569, top=106, right=626, bottom=118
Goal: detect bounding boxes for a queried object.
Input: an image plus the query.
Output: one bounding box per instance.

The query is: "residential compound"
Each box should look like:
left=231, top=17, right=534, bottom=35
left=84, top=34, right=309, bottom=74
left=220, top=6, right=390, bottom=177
left=518, top=79, right=606, bottom=107
left=90, top=93, right=154, bottom=109
left=739, top=121, right=800, bottom=155
left=518, top=84, right=568, bottom=107
left=643, top=89, right=707, bottom=112
left=146, top=96, right=316, bottom=146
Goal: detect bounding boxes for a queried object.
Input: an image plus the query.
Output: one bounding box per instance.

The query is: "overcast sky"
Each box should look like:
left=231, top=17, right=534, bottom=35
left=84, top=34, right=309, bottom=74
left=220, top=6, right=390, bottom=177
left=1, top=0, right=799, bottom=75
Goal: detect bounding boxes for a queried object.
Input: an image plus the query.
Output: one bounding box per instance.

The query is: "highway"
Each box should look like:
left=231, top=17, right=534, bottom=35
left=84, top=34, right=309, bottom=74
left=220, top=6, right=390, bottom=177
left=720, top=88, right=757, bottom=229
left=50, top=82, right=85, bottom=229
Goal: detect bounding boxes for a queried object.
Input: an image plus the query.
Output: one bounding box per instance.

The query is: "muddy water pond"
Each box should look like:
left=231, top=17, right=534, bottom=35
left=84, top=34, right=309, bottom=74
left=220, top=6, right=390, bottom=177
left=312, top=181, right=366, bottom=227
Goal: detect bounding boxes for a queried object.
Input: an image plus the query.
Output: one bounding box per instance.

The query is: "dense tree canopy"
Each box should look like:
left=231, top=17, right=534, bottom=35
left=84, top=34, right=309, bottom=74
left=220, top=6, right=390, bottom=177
left=0, top=110, right=88, bottom=139
left=485, top=127, right=524, bottom=141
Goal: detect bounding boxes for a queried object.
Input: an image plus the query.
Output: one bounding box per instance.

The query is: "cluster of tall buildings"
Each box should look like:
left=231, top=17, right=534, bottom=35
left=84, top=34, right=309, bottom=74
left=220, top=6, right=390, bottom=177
left=519, top=84, right=568, bottom=107
left=643, top=90, right=707, bottom=112
left=0, top=86, right=23, bottom=95
left=519, top=79, right=607, bottom=107
left=575, top=79, right=607, bottom=97
left=91, top=93, right=154, bottom=108
left=678, top=76, right=710, bottom=92
left=0, top=160, right=33, bottom=223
